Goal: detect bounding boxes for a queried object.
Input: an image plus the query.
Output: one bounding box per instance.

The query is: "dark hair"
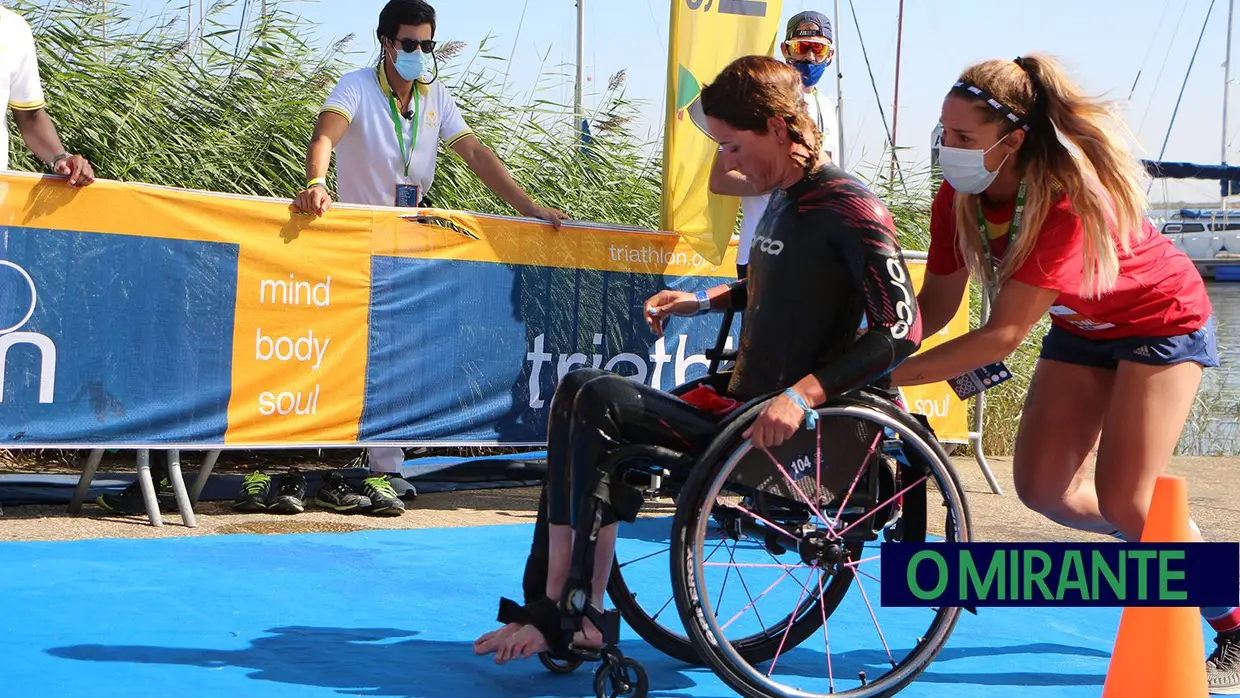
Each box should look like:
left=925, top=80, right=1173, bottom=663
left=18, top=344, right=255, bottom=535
left=700, top=55, right=821, bottom=173
left=377, top=0, right=436, bottom=40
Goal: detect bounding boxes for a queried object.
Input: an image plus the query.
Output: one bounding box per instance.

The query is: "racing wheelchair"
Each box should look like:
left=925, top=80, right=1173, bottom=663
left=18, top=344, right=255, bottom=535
left=515, top=308, right=973, bottom=698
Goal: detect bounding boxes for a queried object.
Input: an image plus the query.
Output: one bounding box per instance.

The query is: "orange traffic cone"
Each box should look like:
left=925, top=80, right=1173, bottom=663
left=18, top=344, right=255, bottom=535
left=1102, top=475, right=1207, bottom=697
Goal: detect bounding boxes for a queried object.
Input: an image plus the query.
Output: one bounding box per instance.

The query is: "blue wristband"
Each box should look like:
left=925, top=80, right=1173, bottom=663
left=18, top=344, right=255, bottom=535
left=782, top=389, right=818, bottom=429
left=694, top=289, right=711, bottom=315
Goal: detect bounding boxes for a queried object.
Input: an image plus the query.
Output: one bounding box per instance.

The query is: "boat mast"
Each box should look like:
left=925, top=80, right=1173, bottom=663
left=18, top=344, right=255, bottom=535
left=833, top=0, right=846, bottom=170
left=889, top=0, right=904, bottom=184
left=574, top=0, right=586, bottom=143
left=1224, top=0, right=1234, bottom=207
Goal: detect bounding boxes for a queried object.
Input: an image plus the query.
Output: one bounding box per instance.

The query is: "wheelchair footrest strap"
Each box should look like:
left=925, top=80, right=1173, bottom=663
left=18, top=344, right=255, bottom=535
left=583, top=606, right=623, bottom=646
left=496, top=596, right=574, bottom=659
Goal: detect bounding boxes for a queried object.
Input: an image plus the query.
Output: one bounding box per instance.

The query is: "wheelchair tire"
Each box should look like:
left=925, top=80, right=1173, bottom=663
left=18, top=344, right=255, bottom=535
left=669, top=390, right=973, bottom=698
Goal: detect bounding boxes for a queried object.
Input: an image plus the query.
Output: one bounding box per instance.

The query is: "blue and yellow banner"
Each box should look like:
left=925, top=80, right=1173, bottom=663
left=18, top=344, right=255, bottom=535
left=0, top=173, right=968, bottom=448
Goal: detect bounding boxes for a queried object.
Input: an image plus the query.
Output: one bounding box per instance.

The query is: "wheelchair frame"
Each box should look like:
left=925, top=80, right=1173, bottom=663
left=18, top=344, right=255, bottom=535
left=524, top=307, right=971, bottom=698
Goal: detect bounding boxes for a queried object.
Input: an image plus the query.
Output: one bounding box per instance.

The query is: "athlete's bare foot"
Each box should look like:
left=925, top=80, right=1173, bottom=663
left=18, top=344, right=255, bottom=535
left=489, top=618, right=606, bottom=665
left=473, top=622, right=524, bottom=656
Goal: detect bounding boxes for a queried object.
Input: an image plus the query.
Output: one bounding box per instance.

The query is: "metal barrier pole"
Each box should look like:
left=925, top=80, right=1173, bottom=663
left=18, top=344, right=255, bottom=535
left=970, top=291, right=1004, bottom=495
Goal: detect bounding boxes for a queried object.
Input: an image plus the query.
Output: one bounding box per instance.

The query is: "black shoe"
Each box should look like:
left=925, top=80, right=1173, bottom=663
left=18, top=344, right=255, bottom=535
left=268, top=468, right=308, bottom=515
left=361, top=474, right=406, bottom=516
left=313, top=471, right=371, bottom=513
left=387, top=475, right=418, bottom=501
left=232, top=471, right=272, bottom=513
left=1208, top=629, right=1240, bottom=694
left=97, top=473, right=176, bottom=515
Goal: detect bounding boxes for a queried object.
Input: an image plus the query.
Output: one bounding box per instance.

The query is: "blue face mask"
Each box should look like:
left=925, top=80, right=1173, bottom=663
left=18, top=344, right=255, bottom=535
left=791, top=60, right=827, bottom=88
left=393, top=49, right=427, bottom=82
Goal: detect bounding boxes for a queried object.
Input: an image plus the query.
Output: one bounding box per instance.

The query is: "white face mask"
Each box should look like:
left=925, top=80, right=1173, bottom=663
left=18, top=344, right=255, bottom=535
left=937, top=132, right=1011, bottom=194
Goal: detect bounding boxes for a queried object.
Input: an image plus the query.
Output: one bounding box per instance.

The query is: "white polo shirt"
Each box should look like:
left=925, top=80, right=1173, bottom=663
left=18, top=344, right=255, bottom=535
left=321, top=65, right=472, bottom=207
left=737, top=88, right=840, bottom=266
left=0, top=6, right=47, bottom=172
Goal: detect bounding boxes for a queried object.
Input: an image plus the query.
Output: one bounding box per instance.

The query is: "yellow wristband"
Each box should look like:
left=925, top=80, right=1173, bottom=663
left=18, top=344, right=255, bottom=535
left=306, top=177, right=327, bottom=189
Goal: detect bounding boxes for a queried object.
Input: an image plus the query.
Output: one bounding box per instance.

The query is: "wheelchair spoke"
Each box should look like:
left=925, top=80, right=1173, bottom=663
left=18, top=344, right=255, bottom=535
left=851, top=565, right=897, bottom=667
left=765, top=562, right=816, bottom=677
left=716, top=499, right=801, bottom=544
left=617, top=546, right=669, bottom=569
left=833, top=474, right=928, bottom=541
left=830, top=431, right=884, bottom=531
left=816, top=563, right=837, bottom=694
left=846, top=553, right=882, bottom=567
left=715, top=542, right=736, bottom=613
left=730, top=554, right=770, bottom=633
left=849, top=564, right=883, bottom=585
left=718, top=562, right=815, bottom=633
left=704, top=562, right=806, bottom=570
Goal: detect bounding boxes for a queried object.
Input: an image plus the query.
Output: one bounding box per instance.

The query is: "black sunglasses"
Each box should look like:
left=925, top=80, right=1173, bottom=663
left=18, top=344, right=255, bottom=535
left=389, top=37, right=435, bottom=54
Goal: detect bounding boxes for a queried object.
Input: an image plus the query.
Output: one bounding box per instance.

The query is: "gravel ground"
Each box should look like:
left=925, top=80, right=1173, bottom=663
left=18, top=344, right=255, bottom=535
left=0, top=455, right=1236, bottom=543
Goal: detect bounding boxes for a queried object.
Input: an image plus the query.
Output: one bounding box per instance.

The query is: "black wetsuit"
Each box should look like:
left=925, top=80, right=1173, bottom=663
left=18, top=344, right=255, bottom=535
left=535, top=162, right=923, bottom=564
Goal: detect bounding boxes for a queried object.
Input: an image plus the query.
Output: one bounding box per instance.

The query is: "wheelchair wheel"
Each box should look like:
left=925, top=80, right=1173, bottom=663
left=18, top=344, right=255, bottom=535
left=606, top=419, right=854, bottom=667
left=670, top=390, right=972, bottom=698
left=608, top=530, right=852, bottom=666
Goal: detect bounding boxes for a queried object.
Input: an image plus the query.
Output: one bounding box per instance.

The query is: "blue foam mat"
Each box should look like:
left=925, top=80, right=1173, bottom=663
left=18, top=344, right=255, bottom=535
left=0, top=522, right=1215, bottom=698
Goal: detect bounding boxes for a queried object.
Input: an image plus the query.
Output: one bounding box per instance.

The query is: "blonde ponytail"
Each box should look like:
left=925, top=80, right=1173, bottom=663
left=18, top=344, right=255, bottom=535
left=949, top=53, right=1147, bottom=299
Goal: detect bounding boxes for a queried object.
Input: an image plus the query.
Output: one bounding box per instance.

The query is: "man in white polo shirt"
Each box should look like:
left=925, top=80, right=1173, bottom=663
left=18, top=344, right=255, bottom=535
left=709, top=10, right=840, bottom=279
left=0, top=4, right=94, bottom=185
left=259, top=0, right=564, bottom=519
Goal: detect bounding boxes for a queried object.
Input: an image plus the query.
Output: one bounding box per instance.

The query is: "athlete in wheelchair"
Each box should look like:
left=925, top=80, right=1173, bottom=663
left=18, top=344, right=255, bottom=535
left=475, top=56, right=973, bottom=698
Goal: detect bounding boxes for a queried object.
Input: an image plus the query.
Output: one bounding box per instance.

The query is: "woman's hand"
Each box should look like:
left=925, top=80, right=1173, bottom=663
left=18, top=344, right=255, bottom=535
left=743, top=391, right=809, bottom=448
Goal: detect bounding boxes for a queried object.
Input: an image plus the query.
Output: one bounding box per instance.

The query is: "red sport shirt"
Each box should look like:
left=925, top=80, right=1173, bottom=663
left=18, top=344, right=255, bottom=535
left=926, top=180, right=1211, bottom=341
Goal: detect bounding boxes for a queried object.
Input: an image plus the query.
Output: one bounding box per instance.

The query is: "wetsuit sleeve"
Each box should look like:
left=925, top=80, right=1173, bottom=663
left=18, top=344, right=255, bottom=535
left=727, top=279, right=748, bottom=311
left=809, top=183, right=924, bottom=395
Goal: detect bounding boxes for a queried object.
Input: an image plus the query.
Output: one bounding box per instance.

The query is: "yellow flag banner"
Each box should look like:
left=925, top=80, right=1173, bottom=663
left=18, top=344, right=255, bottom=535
left=661, top=0, right=785, bottom=265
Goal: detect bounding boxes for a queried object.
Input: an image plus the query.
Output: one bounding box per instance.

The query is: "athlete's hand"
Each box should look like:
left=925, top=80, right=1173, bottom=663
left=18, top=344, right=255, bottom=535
left=644, top=290, right=699, bottom=337
left=744, top=392, right=806, bottom=449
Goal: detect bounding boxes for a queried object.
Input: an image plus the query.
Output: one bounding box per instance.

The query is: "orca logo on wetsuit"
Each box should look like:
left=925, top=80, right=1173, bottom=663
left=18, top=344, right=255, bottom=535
left=884, top=256, right=915, bottom=340
left=752, top=234, right=785, bottom=256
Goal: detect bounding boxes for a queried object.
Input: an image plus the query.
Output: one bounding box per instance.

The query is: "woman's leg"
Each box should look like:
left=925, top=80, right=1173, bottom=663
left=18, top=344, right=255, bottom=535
left=1092, top=359, right=1203, bottom=541
left=487, top=373, right=723, bottom=663
left=1011, top=358, right=1118, bottom=534
left=473, top=367, right=609, bottom=654
left=1090, top=359, right=1239, bottom=691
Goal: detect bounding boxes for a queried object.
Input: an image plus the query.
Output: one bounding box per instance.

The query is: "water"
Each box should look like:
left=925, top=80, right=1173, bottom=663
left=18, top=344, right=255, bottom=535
left=1187, top=282, right=1240, bottom=455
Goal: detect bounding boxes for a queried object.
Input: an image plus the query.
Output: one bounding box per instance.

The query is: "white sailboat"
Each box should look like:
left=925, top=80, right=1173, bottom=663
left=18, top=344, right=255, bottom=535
left=1147, top=0, right=1240, bottom=280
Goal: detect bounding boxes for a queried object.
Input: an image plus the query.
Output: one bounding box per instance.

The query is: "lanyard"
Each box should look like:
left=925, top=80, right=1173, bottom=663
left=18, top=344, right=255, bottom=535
left=976, top=179, right=1026, bottom=302
left=384, top=78, right=421, bottom=180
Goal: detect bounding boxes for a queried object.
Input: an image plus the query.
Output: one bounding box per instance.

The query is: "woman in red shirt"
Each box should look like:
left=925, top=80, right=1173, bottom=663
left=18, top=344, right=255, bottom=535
left=889, top=53, right=1237, bottom=692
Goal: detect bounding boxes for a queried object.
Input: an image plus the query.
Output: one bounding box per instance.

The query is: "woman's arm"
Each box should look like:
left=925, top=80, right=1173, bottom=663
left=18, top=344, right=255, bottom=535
left=889, top=279, right=1058, bottom=387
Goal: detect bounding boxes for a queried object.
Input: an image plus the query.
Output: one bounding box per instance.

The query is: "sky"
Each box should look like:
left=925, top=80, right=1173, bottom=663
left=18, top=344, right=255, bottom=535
left=95, top=0, right=1240, bottom=205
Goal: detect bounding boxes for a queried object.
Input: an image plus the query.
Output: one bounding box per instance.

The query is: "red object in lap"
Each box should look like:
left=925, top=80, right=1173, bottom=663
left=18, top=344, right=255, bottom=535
left=678, top=385, right=743, bottom=416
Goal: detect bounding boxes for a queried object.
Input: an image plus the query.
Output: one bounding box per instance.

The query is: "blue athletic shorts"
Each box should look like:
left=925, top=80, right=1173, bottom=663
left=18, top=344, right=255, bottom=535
left=1039, top=316, right=1221, bottom=370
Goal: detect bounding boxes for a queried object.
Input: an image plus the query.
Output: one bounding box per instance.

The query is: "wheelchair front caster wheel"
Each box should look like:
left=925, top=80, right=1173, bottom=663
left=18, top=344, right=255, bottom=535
left=538, top=651, right=582, bottom=674
left=593, top=656, right=648, bottom=698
